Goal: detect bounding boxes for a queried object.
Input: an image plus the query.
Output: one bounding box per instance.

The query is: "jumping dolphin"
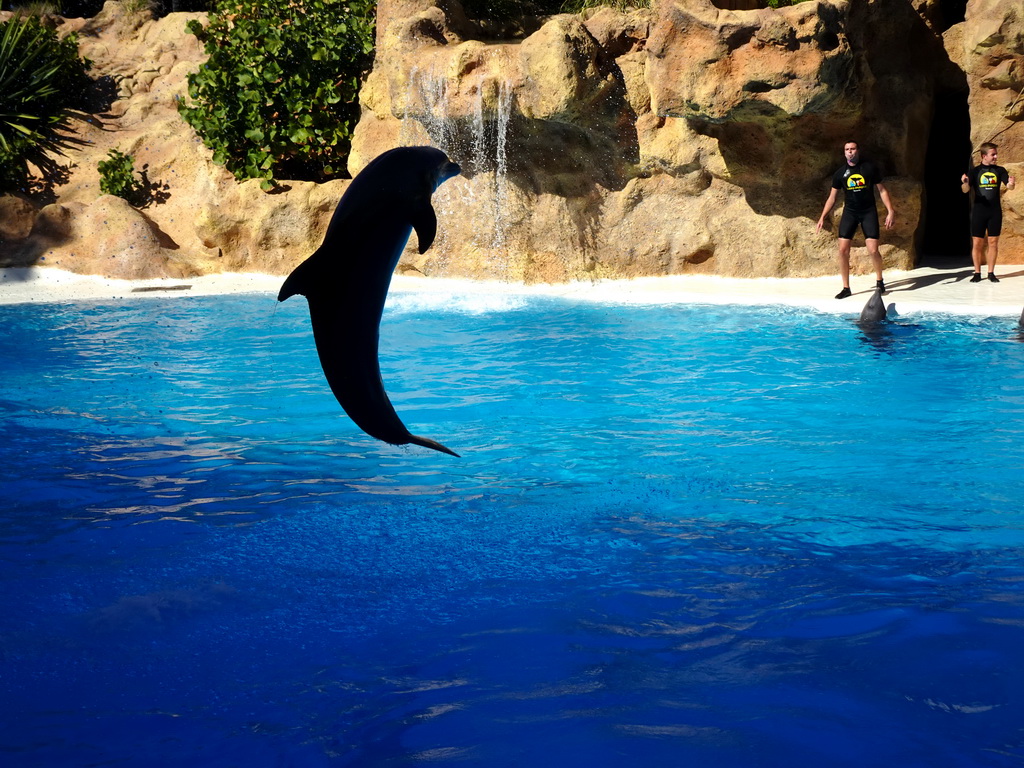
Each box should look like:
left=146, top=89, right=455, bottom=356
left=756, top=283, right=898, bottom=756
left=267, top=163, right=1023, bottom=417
left=278, top=146, right=462, bottom=456
left=858, top=288, right=888, bottom=325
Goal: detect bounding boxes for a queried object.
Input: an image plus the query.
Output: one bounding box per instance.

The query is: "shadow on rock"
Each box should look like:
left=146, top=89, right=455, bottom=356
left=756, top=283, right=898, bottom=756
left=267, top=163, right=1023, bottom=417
left=131, top=164, right=172, bottom=209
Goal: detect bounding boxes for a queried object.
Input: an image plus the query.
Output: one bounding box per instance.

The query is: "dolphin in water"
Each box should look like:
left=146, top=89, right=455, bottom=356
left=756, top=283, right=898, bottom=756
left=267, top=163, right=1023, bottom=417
left=858, top=287, right=888, bottom=325
left=278, top=146, right=462, bottom=456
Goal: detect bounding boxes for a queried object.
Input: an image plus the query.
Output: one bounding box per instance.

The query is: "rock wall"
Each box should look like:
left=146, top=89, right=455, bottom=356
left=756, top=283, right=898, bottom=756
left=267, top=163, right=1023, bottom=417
left=952, top=0, right=1024, bottom=257
left=356, top=0, right=1021, bottom=282
left=0, top=0, right=1021, bottom=282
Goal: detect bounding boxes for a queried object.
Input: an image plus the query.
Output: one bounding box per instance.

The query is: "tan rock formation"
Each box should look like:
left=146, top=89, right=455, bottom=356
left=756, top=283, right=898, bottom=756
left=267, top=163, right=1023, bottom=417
left=192, top=178, right=348, bottom=275
left=0, top=195, right=36, bottom=241
left=0, top=0, right=1019, bottom=284
left=955, top=0, right=1024, bottom=255
left=353, top=0, right=949, bottom=282
left=646, top=0, right=855, bottom=124
left=0, top=2, right=350, bottom=280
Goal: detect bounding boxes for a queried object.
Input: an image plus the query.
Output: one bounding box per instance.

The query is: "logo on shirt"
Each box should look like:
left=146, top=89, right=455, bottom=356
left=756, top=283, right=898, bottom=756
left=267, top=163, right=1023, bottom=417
left=846, top=174, right=867, bottom=190
left=979, top=172, right=999, bottom=189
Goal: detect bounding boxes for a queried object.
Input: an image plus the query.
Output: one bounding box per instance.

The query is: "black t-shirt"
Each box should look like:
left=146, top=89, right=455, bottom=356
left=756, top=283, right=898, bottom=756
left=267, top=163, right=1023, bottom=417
left=968, top=163, right=1009, bottom=206
left=832, top=161, right=882, bottom=215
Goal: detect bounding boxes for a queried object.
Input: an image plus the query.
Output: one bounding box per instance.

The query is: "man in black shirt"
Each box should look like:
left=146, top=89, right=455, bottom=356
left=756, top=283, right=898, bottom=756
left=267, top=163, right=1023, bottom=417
left=816, top=141, right=896, bottom=299
left=961, top=142, right=1016, bottom=283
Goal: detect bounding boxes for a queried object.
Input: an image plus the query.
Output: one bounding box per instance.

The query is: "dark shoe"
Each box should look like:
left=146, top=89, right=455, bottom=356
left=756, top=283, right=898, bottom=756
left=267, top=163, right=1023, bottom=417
left=988, top=274, right=1000, bottom=283
left=876, top=279, right=886, bottom=294
left=835, top=287, right=852, bottom=299
left=970, top=273, right=982, bottom=282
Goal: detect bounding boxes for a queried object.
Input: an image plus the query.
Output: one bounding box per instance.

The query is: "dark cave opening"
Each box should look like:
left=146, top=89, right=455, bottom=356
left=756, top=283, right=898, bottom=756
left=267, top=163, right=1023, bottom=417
left=937, top=0, right=968, bottom=29
left=914, top=1, right=971, bottom=266
left=918, top=88, right=973, bottom=266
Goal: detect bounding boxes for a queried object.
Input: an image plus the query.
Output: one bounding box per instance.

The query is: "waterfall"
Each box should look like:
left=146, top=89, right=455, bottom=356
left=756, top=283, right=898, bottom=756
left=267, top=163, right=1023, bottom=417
left=399, top=66, right=515, bottom=271
left=399, top=65, right=459, bottom=153
left=488, top=78, right=512, bottom=251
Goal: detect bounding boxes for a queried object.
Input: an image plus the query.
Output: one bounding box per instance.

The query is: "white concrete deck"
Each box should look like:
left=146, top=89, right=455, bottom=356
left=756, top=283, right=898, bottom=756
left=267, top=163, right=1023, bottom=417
left=2, top=265, right=1023, bottom=318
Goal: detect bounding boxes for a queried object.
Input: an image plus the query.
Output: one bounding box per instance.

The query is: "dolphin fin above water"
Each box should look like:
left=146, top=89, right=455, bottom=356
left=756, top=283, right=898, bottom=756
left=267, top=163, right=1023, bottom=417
left=278, top=146, right=462, bottom=457
left=858, top=287, right=888, bottom=324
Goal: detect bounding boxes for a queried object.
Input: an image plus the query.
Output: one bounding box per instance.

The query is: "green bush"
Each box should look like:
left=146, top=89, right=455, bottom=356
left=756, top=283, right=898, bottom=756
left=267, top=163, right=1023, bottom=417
left=559, top=0, right=650, bottom=12
left=0, top=15, right=91, bottom=190
left=178, top=0, right=374, bottom=190
left=4, top=2, right=64, bottom=15
left=461, top=0, right=564, bottom=19
left=460, top=0, right=649, bottom=20
left=98, top=148, right=143, bottom=201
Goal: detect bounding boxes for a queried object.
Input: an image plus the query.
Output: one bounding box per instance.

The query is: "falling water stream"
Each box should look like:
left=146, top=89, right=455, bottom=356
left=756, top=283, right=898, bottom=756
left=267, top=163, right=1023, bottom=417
left=400, top=65, right=515, bottom=269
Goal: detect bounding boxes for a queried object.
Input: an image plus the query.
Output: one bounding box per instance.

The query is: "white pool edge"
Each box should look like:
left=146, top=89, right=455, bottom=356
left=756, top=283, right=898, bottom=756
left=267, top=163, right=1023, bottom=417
left=2, top=265, right=1023, bottom=318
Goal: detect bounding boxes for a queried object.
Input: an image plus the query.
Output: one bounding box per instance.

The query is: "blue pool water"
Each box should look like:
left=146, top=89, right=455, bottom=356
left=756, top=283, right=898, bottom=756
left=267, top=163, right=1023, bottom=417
left=2, top=290, right=1024, bottom=766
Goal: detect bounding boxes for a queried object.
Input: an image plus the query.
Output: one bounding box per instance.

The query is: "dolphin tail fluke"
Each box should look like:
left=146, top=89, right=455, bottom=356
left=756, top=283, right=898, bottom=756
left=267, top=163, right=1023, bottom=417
left=407, top=433, right=460, bottom=457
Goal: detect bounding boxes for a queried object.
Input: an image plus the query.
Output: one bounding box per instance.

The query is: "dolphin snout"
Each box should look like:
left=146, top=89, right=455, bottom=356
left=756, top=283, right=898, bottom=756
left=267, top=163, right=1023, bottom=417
left=441, top=161, right=461, bottom=183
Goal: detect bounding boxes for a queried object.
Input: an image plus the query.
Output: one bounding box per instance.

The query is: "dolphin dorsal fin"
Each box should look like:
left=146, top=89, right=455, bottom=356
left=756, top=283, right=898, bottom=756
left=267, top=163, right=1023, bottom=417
left=278, top=256, right=321, bottom=301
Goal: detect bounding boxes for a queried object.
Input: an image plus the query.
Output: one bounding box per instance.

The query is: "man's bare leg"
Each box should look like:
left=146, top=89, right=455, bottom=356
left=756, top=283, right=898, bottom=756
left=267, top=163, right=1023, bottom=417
left=866, top=237, right=884, bottom=288
left=836, top=238, right=853, bottom=298
left=987, top=236, right=1000, bottom=281
left=971, top=236, right=985, bottom=281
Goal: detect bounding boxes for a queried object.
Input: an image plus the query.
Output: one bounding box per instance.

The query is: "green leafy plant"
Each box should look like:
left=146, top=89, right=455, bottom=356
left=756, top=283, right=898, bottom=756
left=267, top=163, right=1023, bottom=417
left=560, top=0, right=651, bottom=12
left=0, top=14, right=91, bottom=190
left=460, top=0, right=649, bottom=20
left=178, top=0, right=375, bottom=190
left=461, top=0, right=562, bottom=19
left=98, top=148, right=143, bottom=201
left=118, top=0, right=156, bottom=14
left=7, top=2, right=64, bottom=16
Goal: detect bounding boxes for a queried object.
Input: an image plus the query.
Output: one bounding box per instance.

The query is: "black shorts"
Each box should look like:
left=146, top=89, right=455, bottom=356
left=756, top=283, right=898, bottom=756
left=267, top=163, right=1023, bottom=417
left=970, top=204, right=1002, bottom=238
left=838, top=207, right=880, bottom=240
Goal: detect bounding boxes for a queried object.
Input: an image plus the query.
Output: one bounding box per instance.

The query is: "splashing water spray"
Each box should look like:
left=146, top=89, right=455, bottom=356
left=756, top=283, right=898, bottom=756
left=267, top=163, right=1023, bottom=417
left=399, top=58, right=515, bottom=278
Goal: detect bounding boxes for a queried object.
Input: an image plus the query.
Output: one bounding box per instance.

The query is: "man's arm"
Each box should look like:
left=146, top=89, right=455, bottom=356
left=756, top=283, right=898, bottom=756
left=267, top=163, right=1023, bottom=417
left=876, top=183, right=895, bottom=229
left=817, top=188, right=838, bottom=232
left=961, top=172, right=971, bottom=194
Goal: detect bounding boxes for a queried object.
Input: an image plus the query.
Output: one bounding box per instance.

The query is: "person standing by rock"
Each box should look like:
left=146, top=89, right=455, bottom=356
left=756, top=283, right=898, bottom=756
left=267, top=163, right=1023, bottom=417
left=816, top=141, right=896, bottom=299
left=961, top=142, right=1016, bottom=283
